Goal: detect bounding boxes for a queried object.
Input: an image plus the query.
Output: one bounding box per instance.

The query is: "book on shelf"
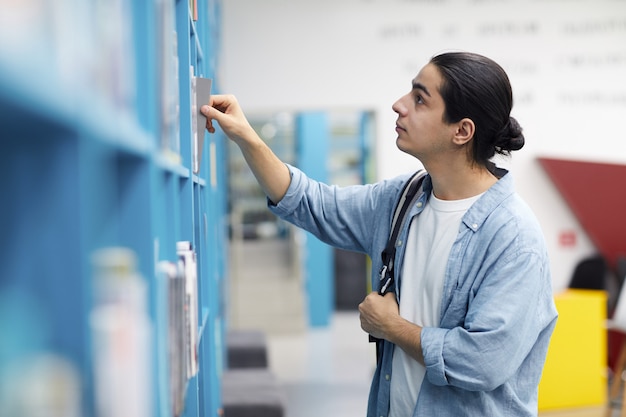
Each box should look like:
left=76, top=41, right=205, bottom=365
left=193, top=76, right=212, bottom=174
left=92, top=1, right=137, bottom=114
left=190, top=0, right=198, bottom=21
left=158, top=0, right=181, bottom=163
left=177, top=241, right=199, bottom=378
left=90, top=247, right=152, bottom=417
left=158, top=260, right=187, bottom=417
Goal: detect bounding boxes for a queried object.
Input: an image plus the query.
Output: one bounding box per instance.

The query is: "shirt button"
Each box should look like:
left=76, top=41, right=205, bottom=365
left=416, top=202, right=423, bottom=208
left=385, top=374, right=390, bottom=381
left=472, top=223, right=478, bottom=230
left=396, top=240, right=402, bottom=247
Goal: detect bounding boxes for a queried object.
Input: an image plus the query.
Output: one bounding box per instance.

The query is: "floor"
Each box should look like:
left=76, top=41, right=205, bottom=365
left=266, top=311, right=374, bottom=417
left=266, top=311, right=609, bottom=417
left=230, top=235, right=612, bottom=417
left=228, top=232, right=307, bottom=334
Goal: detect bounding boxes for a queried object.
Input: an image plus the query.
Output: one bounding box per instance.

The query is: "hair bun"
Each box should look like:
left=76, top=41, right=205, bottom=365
left=496, top=116, right=525, bottom=153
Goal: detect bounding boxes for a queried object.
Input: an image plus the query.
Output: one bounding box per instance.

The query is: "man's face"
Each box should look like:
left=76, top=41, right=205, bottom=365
left=392, top=63, right=457, bottom=162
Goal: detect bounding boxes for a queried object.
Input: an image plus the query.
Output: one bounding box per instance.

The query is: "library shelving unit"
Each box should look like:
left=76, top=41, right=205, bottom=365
left=0, top=1, right=227, bottom=417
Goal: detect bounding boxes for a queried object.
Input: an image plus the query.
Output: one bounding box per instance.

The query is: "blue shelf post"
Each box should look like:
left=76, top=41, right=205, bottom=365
left=296, top=112, right=334, bottom=327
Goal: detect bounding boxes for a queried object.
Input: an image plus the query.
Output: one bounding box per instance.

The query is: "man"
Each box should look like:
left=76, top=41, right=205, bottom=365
left=202, top=51, right=557, bottom=416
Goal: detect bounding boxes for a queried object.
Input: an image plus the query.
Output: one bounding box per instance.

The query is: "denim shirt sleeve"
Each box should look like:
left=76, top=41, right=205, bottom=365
left=422, top=251, right=553, bottom=390
left=268, top=164, right=412, bottom=257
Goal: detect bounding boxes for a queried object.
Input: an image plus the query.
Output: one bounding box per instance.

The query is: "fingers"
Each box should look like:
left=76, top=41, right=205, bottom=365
left=210, top=94, right=236, bottom=109
left=358, top=291, right=398, bottom=338
left=202, top=94, right=237, bottom=115
left=358, top=291, right=382, bottom=336
left=199, top=94, right=258, bottom=147
left=200, top=94, right=240, bottom=135
left=201, top=105, right=217, bottom=133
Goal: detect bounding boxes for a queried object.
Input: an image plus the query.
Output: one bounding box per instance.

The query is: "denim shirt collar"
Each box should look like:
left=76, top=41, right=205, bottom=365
left=419, top=169, right=513, bottom=234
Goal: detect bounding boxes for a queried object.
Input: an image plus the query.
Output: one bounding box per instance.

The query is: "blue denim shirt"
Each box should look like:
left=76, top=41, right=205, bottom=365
left=269, top=165, right=558, bottom=417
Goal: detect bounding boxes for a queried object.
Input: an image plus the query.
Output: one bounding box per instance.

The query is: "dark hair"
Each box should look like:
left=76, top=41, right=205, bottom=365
left=429, top=52, right=524, bottom=167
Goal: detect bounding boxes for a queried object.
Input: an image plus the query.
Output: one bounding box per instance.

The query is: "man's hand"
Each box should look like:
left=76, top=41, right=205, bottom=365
left=201, top=94, right=256, bottom=144
left=201, top=94, right=291, bottom=205
left=359, top=291, right=425, bottom=364
left=358, top=291, right=399, bottom=340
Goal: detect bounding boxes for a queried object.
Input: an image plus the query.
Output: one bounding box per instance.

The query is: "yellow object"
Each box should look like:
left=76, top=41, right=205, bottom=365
left=538, top=289, right=607, bottom=410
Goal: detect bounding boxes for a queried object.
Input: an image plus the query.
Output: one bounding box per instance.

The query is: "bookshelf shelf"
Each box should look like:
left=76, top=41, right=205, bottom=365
left=0, top=1, right=226, bottom=417
left=0, top=67, right=155, bottom=161
left=193, top=174, right=207, bottom=187
left=155, top=152, right=191, bottom=178
left=0, top=63, right=80, bottom=134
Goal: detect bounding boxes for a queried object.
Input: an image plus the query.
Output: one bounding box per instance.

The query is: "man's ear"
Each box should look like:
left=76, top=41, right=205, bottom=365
left=452, top=118, right=475, bottom=146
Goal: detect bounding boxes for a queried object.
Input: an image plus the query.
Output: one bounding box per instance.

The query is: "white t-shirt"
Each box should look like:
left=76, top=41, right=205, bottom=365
left=389, top=191, right=482, bottom=417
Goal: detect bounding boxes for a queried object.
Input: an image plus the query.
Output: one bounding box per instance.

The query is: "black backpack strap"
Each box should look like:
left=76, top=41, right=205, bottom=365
left=369, top=170, right=426, bottom=349
left=378, top=169, right=426, bottom=295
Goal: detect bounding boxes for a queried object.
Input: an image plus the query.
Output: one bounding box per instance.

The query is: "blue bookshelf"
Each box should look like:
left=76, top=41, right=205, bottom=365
left=0, top=1, right=226, bottom=416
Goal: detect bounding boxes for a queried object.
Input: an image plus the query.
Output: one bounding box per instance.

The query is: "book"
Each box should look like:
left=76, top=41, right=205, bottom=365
left=159, top=260, right=187, bottom=417
left=193, top=77, right=212, bottom=174
left=177, top=241, right=199, bottom=378
left=158, top=0, right=181, bottom=162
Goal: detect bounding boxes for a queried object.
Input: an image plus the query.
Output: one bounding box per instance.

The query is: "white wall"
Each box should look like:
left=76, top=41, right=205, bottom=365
left=218, top=0, right=626, bottom=291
